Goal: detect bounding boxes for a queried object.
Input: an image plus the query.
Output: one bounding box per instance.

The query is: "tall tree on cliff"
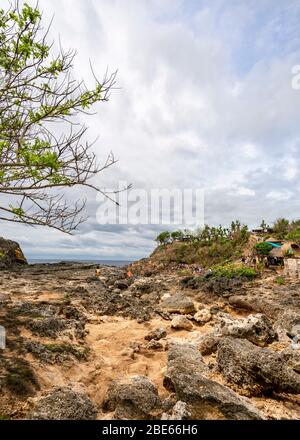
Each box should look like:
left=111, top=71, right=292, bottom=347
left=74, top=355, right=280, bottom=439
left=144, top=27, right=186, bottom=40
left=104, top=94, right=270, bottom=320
left=0, top=1, right=119, bottom=233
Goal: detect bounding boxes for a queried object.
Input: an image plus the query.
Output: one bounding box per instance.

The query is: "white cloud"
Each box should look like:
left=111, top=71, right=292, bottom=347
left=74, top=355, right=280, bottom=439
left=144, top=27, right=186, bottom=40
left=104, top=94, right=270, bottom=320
left=266, top=190, right=293, bottom=201
left=2, top=0, right=300, bottom=260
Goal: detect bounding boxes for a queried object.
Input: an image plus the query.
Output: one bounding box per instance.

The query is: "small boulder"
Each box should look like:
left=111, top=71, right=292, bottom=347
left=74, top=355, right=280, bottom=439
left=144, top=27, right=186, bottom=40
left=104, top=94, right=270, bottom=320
left=102, top=375, right=161, bottom=419
left=146, top=340, right=164, bottom=350
left=159, top=293, right=196, bottom=315
left=194, top=309, right=212, bottom=325
left=29, top=386, right=97, bottom=420
left=145, top=327, right=167, bottom=341
left=171, top=316, right=193, bottom=331
left=229, top=296, right=254, bottom=311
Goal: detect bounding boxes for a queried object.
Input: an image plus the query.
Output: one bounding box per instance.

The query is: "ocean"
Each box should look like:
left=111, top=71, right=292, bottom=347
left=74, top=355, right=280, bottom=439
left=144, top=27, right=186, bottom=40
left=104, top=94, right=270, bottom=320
left=28, top=259, right=133, bottom=267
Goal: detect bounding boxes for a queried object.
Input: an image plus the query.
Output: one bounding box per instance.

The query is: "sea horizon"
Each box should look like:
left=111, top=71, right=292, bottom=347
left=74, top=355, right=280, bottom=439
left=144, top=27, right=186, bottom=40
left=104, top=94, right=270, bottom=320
left=28, top=258, right=134, bottom=267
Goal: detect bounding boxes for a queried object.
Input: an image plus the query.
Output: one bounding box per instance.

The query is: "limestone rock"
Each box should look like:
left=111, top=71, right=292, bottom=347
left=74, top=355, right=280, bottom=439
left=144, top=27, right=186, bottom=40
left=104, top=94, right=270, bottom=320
left=0, top=237, right=27, bottom=268
left=171, top=315, right=193, bottom=331
left=198, top=333, right=222, bottom=355
left=161, top=401, right=191, bottom=420
left=228, top=295, right=254, bottom=311
left=102, top=375, right=161, bottom=419
left=146, top=340, right=164, bottom=350
left=29, top=386, right=97, bottom=420
left=163, top=342, right=263, bottom=420
left=217, top=337, right=300, bottom=396
left=217, top=313, right=278, bottom=347
left=145, top=327, right=167, bottom=341
left=159, top=293, right=196, bottom=315
left=194, top=309, right=212, bottom=325
left=275, top=310, right=300, bottom=337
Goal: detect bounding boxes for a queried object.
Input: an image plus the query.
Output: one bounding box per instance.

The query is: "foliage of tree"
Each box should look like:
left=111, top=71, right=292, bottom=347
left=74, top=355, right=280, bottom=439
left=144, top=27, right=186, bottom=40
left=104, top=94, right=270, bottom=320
left=155, top=231, right=171, bottom=246
left=255, top=242, right=273, bottom=255
left=0, top=1, right=118, bottom=233
left=286, top=227, right=300, bottom=244
left=155, top=221, right=249, bottom=248
left=273, top=218, right=290, bottom=239
left=170, top=230, right=184, bottom=241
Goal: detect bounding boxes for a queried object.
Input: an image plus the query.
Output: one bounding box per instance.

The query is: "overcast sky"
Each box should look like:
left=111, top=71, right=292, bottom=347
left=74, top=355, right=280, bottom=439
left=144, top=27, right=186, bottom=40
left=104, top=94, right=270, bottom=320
left=2, top=0, right=300, bottom=261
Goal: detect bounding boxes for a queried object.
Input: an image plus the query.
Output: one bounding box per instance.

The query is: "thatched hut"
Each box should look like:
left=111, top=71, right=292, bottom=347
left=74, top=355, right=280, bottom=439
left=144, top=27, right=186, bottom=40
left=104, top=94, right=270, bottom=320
left=267, top=241, right=300, bottom=266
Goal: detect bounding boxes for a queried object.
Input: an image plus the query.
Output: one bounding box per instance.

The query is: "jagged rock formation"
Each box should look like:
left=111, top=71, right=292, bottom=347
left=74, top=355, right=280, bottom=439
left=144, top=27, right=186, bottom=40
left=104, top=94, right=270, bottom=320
left=0, top=237, right=27, bottom=268
left=217, top=337, right=300, bottom=396
left=163, top=342, right=263, bottom=420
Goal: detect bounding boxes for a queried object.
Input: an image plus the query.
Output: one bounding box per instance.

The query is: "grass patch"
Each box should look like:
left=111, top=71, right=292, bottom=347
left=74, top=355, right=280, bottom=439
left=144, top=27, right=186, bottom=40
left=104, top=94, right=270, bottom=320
left=43, top=343, right=88, bottom=361
left=4, top=358, right=39, bottom=396
left=275, top=276, right=286, bottom=285
left=211, top=263, right=257, bottom=280
left=0, top=414, right=9, bottom=420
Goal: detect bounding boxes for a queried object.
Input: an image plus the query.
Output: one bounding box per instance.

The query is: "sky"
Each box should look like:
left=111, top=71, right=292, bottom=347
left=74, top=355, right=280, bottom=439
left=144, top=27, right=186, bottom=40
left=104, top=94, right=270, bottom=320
left=2, top=0, right=300, bottom=261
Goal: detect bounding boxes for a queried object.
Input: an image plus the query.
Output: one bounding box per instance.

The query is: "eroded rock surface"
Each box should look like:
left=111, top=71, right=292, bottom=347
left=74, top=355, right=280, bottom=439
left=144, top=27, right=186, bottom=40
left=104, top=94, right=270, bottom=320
left=216, top=313, right=278, bottom=347
left=29, top=387, right=97, bottom=420
left=159, top=293, right=196, bottom=315
left=102, top=376, right=161, bottom=419
left=163, top=342, right=263, bottom=420
left=217, top=337, right=300, bottom=396
left=0, top=237, right=27, bottom=268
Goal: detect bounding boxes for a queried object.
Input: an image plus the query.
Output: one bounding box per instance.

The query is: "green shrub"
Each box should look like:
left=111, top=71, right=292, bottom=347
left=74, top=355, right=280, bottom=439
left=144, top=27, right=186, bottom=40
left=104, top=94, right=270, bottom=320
left=212, top=263, right=257, bottom=279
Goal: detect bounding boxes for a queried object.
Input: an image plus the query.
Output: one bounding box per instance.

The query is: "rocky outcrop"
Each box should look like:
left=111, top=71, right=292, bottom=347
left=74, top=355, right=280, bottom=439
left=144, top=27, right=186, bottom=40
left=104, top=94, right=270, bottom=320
left=0, top=237, right=27, bottom=268
left=216, top=313, right=278, bottom=347
left=163, top=342, right=263, bottom=420
left=217, top=337, right=300, bottom=396
left=181, top=275, right=247, bottom=297
left=102, top=376, right=161, bottom=419
left=28, top=386, right=97, bottom=420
